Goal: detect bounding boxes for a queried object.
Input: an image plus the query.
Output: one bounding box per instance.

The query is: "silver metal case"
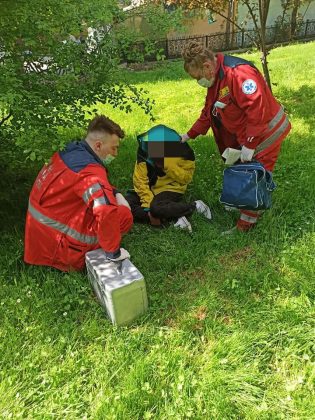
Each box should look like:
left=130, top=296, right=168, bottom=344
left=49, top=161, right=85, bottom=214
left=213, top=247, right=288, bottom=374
left=85, top=249, right=148, bottom=326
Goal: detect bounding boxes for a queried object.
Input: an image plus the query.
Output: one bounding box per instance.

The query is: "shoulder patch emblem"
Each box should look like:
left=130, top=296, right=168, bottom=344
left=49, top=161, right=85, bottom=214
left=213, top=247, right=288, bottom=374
left=242, top=79, right=257, bottom=95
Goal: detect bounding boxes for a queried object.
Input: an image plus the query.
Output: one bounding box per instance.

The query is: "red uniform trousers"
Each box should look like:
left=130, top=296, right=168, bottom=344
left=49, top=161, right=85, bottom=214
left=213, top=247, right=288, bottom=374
left=237, top=136, right=284, bottom=231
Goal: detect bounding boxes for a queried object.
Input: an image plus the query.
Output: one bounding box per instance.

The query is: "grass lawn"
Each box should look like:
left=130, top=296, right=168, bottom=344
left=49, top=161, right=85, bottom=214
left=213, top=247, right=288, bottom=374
left=0, top=41, right=314, bottom=419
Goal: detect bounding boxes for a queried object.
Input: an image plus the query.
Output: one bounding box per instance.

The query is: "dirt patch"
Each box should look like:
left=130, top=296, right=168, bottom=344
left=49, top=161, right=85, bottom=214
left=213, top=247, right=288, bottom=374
left=219, top=246, right=253, bottom=266
left=221, top=315, right=233, bottom=325
left=185, top=268, right=207, bottom=283
left=193, top=305, right=208, bottom=321
left=124, top=61, right=159, bottom=71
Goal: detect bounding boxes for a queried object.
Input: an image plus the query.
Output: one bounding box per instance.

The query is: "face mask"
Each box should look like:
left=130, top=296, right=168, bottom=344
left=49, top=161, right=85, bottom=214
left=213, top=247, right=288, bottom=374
left=197, top=77, right=215, bottom=88
left=103, top=154, right=116, bottom=166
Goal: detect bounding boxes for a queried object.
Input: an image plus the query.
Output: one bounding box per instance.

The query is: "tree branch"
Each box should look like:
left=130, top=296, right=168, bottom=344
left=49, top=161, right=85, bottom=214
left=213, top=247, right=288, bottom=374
left=0, top=111, right=12, bottom=127
left=243, top=0, right=262, bottom=44
left=302, top=0, right=313, bottom=20
left=279, top=0, right=291, bottom=29
left=208, top=5, right=259, bottom=46
left=263, top=0, right=271, bottom=26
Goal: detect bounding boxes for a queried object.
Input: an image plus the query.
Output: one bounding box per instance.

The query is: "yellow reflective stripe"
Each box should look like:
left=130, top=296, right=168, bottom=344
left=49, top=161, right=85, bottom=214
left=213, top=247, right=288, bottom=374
left=82, top=183, right=102, bottom=204
left=28, top=201, right=98, bottom=245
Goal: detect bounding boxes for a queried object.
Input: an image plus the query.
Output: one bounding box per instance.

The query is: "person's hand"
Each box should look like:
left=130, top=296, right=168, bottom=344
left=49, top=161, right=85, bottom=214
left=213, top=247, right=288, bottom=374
left=115, top=193, right=131, bottom=210
left=240, top=146, right=255, bottom=162
left=180, top=133, right=190, bottom=143
left=108, top=247, right=130, bottom=261
left=148, top=212, right=161, bottom=226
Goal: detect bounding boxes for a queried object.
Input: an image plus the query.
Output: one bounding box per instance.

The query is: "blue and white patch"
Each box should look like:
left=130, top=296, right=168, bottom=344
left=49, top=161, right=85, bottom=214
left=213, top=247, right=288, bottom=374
left=242, top=79, right=257, bottom=95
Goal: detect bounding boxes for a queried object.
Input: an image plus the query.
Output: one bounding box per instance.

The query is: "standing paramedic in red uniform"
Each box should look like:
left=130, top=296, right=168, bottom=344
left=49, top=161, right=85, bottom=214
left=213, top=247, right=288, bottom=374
left=181, top=42, right=291, bottom=232
left=24, top=115, right=133, bottom=271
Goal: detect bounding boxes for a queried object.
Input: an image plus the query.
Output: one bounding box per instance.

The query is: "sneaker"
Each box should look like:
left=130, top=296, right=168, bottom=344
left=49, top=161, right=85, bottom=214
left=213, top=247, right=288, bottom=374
left=174, top=216, right=192, bottom=233
left=224, top=205, right=239, bottom=212
left=195, top=200, right=212, bottom=221
left=221, top=226, right=238, bottom=236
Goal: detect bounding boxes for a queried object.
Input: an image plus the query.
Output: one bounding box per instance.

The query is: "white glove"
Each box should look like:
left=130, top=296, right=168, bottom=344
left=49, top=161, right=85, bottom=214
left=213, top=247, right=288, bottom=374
left=180, top=133, right=190, bottom=143
left=108, top=247, right=130, bottom=262
left=240, top=146, right=255, bottom=162
left=115, top=193, right=131, bottom=210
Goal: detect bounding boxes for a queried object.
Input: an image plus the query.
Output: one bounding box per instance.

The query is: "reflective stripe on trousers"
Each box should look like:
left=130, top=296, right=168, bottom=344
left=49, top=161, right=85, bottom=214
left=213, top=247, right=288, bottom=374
left=268, top=107, right=284, bottom=130
left=240, top=212, right=258, bottom=224
left=255, top=114, right=290, bottom=155
left=237, top=210, right=262, bottom=231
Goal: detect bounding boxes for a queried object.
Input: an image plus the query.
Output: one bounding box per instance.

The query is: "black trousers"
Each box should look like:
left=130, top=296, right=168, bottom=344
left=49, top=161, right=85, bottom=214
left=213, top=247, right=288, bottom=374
left=126, top=191, right=196, bottom=222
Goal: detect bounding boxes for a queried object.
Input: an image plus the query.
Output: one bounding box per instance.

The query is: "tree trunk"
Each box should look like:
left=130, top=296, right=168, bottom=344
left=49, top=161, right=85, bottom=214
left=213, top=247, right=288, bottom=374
left=258, top=0, right=272, bottom=90
left=260, top=47, right=271, bottom=90
left=290, top=0, right=300, bottom=38
left=225, top=1, right=232, bottom=49
left=259, top=19, right=272, bottom=90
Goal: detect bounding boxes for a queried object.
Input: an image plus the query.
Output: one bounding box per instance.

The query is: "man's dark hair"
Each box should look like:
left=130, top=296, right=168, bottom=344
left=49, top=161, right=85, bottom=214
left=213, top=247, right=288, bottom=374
left=87, top=115, right=125, bottom=139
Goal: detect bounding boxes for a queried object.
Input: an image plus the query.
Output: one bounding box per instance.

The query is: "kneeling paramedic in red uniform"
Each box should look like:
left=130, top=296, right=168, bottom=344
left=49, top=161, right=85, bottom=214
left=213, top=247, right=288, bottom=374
left=24, top=115, right=133, bottom=271
left=181, top=41, right=291, bottom=232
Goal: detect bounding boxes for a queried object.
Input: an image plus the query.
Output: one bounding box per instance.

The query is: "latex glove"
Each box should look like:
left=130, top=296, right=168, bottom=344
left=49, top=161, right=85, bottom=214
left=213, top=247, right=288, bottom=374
left=115, top=192, right=131, bottom=210
left=240, top=146, right=255, bottom=162
left=148, top=212, right=161, bottom=226
left=180, top=133, right=190, bottom=143
left=108, top=247, right=130, bottom=261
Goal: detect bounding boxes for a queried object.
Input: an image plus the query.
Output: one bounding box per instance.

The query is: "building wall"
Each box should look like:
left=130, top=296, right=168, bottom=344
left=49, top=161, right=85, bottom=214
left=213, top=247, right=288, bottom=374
left=169, top=11, right=227, bottom=38
left=237, top=0, right=315, bottom=28
left=123, top=8, right=229, bottom=39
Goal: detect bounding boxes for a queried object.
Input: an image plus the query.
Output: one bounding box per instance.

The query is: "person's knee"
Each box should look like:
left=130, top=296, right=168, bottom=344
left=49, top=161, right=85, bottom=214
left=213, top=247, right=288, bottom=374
left=125, top=192, right=137, bottom=209
left=150, top=200, right=163, bottom=219
left=124, top=212, right=133, bottom=232
left=118, top=206, right=133, bottom=233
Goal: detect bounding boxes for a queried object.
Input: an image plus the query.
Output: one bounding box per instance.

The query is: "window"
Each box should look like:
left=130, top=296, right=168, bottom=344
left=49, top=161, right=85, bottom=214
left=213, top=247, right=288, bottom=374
left=207, top=10, right=216, bottom=24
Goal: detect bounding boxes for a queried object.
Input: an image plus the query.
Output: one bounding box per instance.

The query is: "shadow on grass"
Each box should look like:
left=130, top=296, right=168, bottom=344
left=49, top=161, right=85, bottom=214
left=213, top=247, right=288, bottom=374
left=278, top=84, right=315, bottom=125
left=0, top=163, right=40, bottom=233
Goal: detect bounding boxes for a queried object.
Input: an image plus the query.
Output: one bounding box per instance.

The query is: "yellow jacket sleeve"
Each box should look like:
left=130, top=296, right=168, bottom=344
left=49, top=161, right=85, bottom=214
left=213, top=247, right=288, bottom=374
left=133, top=162, right=154, bottom=208
left=165, top=158, right=195, bottom=186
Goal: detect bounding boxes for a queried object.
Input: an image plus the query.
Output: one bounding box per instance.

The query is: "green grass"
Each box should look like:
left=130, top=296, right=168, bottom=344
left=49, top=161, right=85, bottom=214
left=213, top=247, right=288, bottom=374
left=0, top=41, right=315, bottom=419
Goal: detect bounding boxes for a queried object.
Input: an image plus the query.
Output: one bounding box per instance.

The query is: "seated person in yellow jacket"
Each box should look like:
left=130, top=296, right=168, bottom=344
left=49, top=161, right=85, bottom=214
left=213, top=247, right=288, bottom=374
left=126, top=125, right=212, bottom=232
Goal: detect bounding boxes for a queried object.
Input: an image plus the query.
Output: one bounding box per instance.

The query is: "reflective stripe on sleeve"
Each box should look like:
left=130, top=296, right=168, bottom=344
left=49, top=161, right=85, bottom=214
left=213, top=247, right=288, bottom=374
left=28, top=201, right=98, bottom=245
left=93, top=196, right=109, bottom=209
left=82, top=183, right=102, bottom=204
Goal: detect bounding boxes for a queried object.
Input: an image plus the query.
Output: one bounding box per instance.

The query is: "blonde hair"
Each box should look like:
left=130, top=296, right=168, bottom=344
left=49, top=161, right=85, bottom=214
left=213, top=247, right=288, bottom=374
left=182, top=41, right=215, bottom=72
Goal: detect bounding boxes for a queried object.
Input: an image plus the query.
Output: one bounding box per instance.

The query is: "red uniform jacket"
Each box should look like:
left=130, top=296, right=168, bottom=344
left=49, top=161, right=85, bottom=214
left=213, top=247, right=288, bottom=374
left=188, top=53, right=291, bottom=156
left=24, top=141, right=133, bottom=271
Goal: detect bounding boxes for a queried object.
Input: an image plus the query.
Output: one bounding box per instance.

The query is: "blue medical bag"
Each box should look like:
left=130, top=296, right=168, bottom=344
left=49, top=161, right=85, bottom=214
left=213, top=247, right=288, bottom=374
left=220, top=161, right=276, bottom=210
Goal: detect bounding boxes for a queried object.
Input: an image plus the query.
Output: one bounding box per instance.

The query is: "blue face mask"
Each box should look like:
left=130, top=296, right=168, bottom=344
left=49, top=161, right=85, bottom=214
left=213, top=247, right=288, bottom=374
left=103, top=154, right=116, bottom=166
